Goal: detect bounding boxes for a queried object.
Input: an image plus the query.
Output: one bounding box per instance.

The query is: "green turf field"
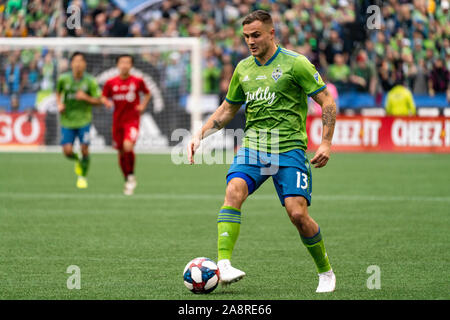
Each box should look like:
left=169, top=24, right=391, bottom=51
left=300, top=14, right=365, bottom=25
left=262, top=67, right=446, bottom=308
left=0, top=152, right=449, bottom=300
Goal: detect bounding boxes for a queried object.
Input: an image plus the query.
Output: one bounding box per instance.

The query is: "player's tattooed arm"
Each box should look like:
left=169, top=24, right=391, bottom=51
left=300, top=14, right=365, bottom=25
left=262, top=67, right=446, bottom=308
left=310, top=88, right=337, bottom=168
left=321, top=104, right=336, bottom=142
left=213, top=120, right=223, bottom=130
left=312, top=88, right=337, bottom=144
left=199, top=100, right=240, bottom=139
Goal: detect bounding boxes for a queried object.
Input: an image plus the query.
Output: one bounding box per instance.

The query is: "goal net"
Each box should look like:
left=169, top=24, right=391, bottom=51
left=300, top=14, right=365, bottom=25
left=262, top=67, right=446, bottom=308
left=0, top=37, right=202, bottom=152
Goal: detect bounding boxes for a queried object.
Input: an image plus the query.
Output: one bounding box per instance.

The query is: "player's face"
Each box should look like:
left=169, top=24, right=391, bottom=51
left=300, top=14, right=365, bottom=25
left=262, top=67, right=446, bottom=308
left=243, top=20, right=274, bottom=58
left=71, top=55, right=86, bottom=74
left=117, top=57, right=133, bottom=76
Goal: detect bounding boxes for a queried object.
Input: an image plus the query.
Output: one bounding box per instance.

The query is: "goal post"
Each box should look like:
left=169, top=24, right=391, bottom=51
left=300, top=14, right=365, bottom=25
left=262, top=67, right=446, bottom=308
left=0, top=37, right=203, bottom=151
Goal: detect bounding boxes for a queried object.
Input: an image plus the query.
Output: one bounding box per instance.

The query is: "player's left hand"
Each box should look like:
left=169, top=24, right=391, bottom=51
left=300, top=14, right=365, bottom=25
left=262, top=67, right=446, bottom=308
left=311, top=142, right=331, bottom=168
left=75, top=90, right=89, bottom=101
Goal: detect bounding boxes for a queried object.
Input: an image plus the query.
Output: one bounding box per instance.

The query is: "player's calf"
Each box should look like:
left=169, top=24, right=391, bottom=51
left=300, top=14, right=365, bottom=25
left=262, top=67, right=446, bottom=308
left=285, top=196, right=318, bottom=237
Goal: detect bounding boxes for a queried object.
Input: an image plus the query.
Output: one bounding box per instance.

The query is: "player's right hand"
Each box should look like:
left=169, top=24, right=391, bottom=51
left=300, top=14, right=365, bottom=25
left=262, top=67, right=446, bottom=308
left=187, top=135, right=201, bottom=164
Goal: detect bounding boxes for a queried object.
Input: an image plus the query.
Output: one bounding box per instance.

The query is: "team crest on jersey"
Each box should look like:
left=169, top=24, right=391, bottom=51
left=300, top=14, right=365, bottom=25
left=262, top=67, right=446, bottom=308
left=314, top=72, right=321, bottom=83
left=272, top=66, right=282, bottom=82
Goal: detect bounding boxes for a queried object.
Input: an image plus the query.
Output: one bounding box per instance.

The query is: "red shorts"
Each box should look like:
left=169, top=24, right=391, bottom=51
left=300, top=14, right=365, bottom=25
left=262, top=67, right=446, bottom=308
left=112, top=122, right=139, bottom=150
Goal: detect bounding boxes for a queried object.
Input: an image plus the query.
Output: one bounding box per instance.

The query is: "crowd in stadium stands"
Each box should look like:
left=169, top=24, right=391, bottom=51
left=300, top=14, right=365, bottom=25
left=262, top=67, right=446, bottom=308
left=0, top=0, right=449, bottom=112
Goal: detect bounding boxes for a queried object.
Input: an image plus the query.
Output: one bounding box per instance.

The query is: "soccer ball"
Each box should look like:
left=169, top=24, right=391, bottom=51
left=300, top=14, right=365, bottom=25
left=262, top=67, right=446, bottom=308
left=183, top=257, right=220, bottom=294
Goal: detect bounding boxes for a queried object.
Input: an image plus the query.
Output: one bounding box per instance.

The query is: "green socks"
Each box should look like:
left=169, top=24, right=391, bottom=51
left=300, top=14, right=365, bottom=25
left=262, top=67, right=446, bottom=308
left=217, top=206, right=241, bottom=261
left=67, top=153, right=89, bottom=177
left=80, top=156, right=90, bottom=177
left=66, top=153, right=79, bottom=161
left=300, top=227, right=332, bottom=274
left=216, top=205, right=331, bottom=275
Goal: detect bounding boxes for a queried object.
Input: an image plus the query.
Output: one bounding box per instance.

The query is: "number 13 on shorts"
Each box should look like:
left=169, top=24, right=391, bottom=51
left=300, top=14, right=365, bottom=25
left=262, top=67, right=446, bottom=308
left=296, top=171, right=308, bottom=189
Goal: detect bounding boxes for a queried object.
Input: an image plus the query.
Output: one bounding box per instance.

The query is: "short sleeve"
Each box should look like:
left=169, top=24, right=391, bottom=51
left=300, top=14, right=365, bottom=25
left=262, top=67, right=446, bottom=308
left=89, top=77, right=101, bottom=98
left=292, top=55, right=326, bottom=97
left=102, top=80, right=111, bottom=97
left=139, top=78, right=150, bottom=94
left=56, top=75, right=65, bottom=93
left=225, top=65, right=245, bottom=104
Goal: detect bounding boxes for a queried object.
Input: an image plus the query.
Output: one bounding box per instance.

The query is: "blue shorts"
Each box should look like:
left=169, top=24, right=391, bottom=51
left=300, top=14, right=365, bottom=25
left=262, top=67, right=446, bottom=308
left=60, top=123, right=91, bottom=145
left=226, top=148, right=312, bottom=206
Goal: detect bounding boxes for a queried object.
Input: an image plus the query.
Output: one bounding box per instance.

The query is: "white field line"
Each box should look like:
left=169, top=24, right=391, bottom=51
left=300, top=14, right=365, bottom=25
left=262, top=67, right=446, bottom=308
left=1, top=192, right=450, bottom=202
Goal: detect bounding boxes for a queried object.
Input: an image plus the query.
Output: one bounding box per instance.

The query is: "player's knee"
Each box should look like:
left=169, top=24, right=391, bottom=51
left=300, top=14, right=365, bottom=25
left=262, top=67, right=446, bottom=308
left=224, top=178, right=248, bottom=207
left=62, top=145, right=73, bottom=157
left=288, top=210, right=309, bottom=228
left=285, top=197, right=309, bottom=226
left=80, top=145, right=89, bottom=157
left=122, top=140, right=134, bottom=153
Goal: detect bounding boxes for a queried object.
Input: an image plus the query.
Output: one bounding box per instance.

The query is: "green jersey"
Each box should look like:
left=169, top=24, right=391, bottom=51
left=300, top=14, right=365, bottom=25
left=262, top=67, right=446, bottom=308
left=56, top=72, right=101, bottom=128
left=225, top=46, right=326, bottom=153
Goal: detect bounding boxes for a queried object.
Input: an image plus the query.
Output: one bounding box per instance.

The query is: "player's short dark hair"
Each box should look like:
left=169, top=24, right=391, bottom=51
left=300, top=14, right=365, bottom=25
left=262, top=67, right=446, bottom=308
left=70, top=51, right=85, bottom=62
left=242, top=10, right=273, bottom=26
left=116, top=54, right=134, bottom=65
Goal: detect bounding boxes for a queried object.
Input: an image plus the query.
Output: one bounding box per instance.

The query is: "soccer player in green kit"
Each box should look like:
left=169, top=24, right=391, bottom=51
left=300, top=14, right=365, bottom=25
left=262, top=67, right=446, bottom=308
left=188, top=10, right=337, bottom=293
left=56, top=52, right=102, bottom=189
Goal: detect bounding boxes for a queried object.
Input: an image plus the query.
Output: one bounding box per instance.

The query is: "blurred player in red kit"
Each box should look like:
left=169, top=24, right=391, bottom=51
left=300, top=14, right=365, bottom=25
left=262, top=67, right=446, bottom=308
left=101, top=54, right=151, bottom=195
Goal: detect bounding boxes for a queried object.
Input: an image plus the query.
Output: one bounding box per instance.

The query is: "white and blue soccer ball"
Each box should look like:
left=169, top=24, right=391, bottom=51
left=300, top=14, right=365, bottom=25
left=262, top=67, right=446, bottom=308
left=183, top=257, right=220, bottom=294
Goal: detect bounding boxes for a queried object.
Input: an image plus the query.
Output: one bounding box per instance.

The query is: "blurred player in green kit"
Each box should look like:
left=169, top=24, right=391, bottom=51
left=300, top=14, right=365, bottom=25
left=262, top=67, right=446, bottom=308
left=56, top=52, right=102, bottom=188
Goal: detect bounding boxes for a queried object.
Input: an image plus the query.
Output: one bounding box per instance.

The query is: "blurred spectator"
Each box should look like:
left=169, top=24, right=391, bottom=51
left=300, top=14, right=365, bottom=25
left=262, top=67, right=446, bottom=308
left=349, top=49, right=377, bottom=94
left=219, top=55, right=234, bottom=103
left=203, top=58, right=221, bottom=94
left=327, top=53, right=350, bottom=93
left=39, top=52, right=56, bottom=91
left=319, top=29, right=345, bottom=68
left=4, top=52, right=23, bottom=95
left=109, top=9, right=129, bottom=37
left=22, top=58, right=40, bottom=92
left=412, top=58, right=429, bottom=95
left=385, top=82, right=416, bottom=116
left=428, top=58, right=450, bottom=98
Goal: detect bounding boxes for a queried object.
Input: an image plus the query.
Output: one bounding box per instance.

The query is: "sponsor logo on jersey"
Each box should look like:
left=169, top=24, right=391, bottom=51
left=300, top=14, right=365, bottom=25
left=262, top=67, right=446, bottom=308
left=272, top=66, right=282, bottom=82
left=245, top=86, right=276, bottom=105
left=242, top=75, right=250, bottom=82
left=256, top=75, right=267, bottom=80
left=126, top=91, right=136, bottom=102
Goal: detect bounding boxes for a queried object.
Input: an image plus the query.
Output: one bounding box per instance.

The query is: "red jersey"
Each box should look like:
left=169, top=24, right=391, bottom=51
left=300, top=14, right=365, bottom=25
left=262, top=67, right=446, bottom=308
left=102, top=75, right=150, bottom=125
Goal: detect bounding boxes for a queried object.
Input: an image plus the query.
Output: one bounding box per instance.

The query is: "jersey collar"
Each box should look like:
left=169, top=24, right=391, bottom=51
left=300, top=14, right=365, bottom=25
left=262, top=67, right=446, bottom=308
left=254, top=45, right=281, bottom=67
left=71, top=72, right=86, bottom=82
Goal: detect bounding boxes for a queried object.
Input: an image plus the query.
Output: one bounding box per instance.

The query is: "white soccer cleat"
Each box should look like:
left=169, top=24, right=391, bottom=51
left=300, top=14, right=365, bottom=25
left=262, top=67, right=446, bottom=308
left=123, top=174, right=137, bottom=196
left=217, top=259, right=246, bottom=286
left=316, top=270, right=336, bottom=293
